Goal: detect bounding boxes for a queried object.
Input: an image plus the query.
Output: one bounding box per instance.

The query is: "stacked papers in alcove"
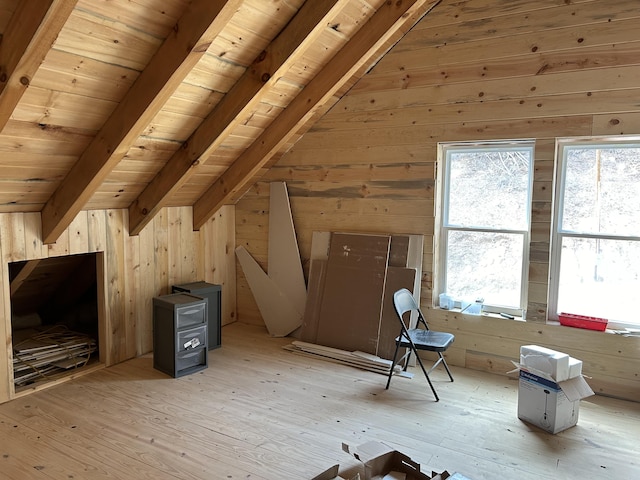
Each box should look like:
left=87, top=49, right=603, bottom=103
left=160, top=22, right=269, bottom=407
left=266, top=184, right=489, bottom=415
left=12, top=326, right=97, bottom=386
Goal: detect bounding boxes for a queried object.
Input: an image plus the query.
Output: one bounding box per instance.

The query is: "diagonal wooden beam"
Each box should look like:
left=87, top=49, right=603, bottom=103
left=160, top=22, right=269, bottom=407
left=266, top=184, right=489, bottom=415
left=40, top=0, right=243, bottom=244
left=193, top=0, right=441, bottom=230
left=0, top=0, right=77, bottom=130
left=10, top=259, right=42, bottom=297
left=128, top=0, right=349, bottom=236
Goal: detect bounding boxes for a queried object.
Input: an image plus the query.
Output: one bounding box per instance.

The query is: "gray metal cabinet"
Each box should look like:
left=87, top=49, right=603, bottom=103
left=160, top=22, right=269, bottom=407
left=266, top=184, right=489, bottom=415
left=172, top=282, right=221, bottom=351
left=153, top=293, right=208, bottom=377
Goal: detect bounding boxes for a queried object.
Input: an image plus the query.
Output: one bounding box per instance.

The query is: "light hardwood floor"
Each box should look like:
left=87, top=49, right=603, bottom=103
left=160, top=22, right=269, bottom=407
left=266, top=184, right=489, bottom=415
left=1, top=322, right=638, bottom=479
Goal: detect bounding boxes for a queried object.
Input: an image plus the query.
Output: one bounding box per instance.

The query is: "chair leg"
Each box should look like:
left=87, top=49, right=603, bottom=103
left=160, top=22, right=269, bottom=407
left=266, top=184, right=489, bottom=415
left=403, top=350, right=412, bottom=371
left=425, top=353, right=454, bottom=383
left=385, top=340, right=402, bottom=390
left=439, top=353, right=454, bottom=382
left=414, top=350, right=439, bottom=402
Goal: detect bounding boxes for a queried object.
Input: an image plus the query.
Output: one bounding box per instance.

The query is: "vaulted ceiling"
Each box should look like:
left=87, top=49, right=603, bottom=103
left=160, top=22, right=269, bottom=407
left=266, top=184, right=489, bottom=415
left=0, top=0, right=439, bottom=243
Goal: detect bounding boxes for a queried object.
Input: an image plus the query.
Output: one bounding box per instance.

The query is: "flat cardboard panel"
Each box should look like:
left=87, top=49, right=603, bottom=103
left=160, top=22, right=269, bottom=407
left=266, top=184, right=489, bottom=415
left=235, top=246, right=302, bottom=337
left=298, top=258, right=327, bottom=343
left=315, top=233, right=390, bottom=354
left=298, top=231, right=331, bottom=341
left=377, top=267, right=416, bottom=360
left=388, top=235, right=409, bottom=267
left=268, top=182, right=307, bottom=316
left=311, top=464, right=342, bottom=480
left=310, top=231, right=331, bottom=260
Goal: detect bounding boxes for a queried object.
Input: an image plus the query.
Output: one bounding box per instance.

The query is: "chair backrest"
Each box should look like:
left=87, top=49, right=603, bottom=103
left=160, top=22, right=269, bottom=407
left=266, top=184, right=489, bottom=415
left=393, top=288, right=430, bottom=332
left=393, top=288, right=419, bottom=320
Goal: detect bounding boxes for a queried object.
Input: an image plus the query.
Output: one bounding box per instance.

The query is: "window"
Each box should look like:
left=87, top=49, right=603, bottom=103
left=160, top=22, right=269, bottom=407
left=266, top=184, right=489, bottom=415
left=549, top=138, right=640, bottom=328
left=437, top=141, right=534, bottom=316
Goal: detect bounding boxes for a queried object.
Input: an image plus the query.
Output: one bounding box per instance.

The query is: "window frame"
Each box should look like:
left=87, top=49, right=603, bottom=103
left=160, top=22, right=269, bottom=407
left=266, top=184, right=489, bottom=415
left=549, top=136, right=640, bottom=329
left=436, top=140, right=535, bottom=317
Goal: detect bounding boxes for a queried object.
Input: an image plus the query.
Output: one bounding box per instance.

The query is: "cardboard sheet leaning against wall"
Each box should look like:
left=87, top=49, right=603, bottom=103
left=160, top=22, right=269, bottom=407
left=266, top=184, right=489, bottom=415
left=300, top=231, right=423, bottom=360
left=315, top=232, right=391, bottom=354
left=236, top=182, right=307, bottom=336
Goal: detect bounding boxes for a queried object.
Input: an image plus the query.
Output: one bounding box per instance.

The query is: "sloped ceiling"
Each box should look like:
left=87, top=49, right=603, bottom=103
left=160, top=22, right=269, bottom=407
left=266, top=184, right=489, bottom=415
left=0, top=0, right=439, bottom=244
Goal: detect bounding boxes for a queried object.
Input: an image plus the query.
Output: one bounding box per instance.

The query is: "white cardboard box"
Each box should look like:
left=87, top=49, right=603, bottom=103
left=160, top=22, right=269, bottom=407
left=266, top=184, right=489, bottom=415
left=516, top=345, right=594, bottom=434
left=517, top=370, right=582, bottom=434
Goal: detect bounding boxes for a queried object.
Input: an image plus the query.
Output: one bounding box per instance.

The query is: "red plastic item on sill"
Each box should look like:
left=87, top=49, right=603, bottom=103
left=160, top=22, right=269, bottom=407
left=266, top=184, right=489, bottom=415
left=558, top=312, right=608, bottom=331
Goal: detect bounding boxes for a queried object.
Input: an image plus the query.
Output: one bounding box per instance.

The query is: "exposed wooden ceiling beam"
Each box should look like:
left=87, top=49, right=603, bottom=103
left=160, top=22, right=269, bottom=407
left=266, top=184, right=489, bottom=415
left=0, top=0, right=77, bottom=131
left=10, top=259, right=42, bottom=297
left=193, top=0, right=441, bottom=230
left=128, top=0, right=349, bottom=236
left=40, top=0, right=242, bottom=244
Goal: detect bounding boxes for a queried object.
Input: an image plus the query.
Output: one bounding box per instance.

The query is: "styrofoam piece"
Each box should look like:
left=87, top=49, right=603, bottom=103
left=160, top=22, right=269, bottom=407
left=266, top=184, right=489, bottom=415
left=520, top=345, right=570, bottom=382
left=568, top=357, right=583, bottom=379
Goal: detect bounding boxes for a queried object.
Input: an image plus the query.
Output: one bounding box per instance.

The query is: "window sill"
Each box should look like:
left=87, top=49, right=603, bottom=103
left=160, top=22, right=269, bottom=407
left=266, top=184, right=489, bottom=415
left=549, top=320, right=640, bottom=337
left=440, top=307, right=640, bottom=337
left=439, top=307, right=525, bottom=322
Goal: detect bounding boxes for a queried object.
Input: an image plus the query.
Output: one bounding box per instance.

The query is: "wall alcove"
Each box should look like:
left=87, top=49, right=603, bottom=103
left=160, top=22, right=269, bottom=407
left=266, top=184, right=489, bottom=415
left=9, top=252, right=105, bottom=393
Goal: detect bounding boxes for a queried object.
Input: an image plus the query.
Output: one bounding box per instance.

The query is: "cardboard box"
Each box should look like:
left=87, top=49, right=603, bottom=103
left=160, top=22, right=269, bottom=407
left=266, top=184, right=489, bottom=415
left=342, top=442, right=462, bottom=480
left=516, top=345, right=594, bottom=434
left=311, top=464, right=350, bottom=480
left=313, top=442, right=473, bottom=480
left=517, top=370, right=581, bottom=434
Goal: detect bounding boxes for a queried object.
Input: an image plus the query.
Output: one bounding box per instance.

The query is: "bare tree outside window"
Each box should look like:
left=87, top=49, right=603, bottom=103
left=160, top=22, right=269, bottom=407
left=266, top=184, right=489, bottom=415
left=439, top=143, right=533, bottom=315
left=552, top=143, right=640, bottom=327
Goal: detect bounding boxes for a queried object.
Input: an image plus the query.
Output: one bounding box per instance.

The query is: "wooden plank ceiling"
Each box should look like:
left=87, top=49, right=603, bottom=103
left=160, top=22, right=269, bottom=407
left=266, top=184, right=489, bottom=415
left=0, top=0, right=439, bottom=243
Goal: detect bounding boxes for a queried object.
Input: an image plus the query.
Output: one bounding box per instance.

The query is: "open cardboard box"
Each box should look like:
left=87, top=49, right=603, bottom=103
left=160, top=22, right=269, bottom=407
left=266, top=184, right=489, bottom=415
left=311, top=464, right=350, bottom=480
left=312, top=442, right=472, bottom=480
left=512, top=345, right=594, bottom=434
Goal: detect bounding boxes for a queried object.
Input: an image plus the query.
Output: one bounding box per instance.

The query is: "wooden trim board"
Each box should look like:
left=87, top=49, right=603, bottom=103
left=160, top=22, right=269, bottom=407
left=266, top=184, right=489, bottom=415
left=284, top=340, right=403, bottom=376
left=378, top=266, right=417, bottom=361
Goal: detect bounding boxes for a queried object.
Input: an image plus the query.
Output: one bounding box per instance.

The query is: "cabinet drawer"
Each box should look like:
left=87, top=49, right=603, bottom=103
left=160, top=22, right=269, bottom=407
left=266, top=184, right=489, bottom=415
left=176, top=302, right=206, bottom=328
left=177, top=325, right=207, bottom=353
left=176, top=347, right=206, bottom=373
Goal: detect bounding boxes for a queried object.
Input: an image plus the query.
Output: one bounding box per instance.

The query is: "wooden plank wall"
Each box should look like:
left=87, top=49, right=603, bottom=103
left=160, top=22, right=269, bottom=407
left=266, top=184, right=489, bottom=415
left=0, top=205, right=235, bottom=404
left=234, top=0, right=640, bottom=401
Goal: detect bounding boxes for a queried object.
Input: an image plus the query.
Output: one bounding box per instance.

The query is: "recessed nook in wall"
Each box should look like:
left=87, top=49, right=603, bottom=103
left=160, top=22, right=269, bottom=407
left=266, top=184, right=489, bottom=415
left=8, top=252, right=106, bottom=394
